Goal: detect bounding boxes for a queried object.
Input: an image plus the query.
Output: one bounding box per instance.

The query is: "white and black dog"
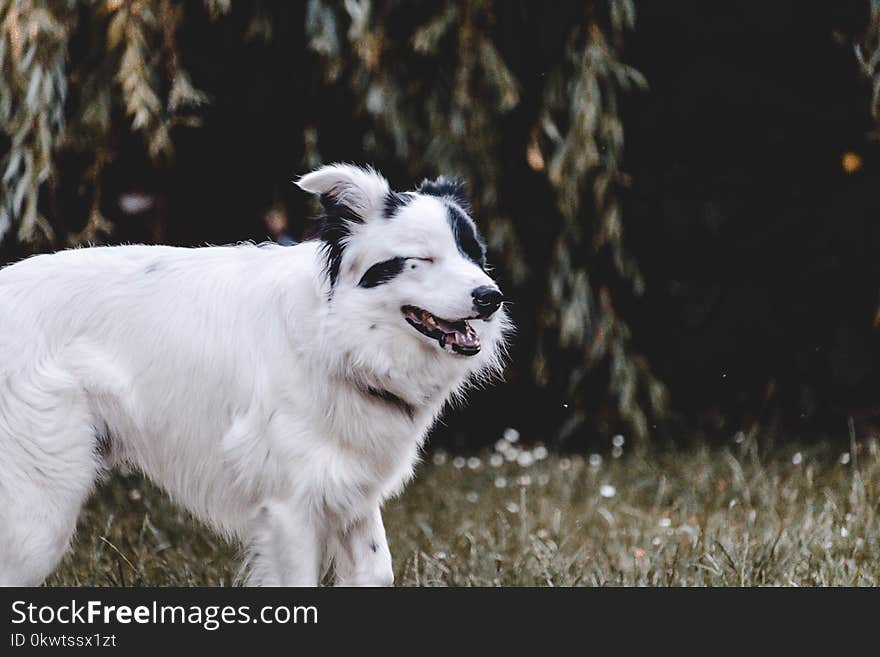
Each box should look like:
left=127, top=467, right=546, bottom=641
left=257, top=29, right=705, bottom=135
left=0, top=164, right=510, bottom=586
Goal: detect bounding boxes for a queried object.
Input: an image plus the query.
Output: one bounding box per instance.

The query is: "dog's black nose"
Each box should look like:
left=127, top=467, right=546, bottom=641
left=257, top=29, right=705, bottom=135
left=472, top=285, right=503, bottom=318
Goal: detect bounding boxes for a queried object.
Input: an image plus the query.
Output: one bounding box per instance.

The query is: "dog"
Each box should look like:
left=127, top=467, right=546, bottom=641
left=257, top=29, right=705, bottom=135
left=0, top=164, right=510, bottom=586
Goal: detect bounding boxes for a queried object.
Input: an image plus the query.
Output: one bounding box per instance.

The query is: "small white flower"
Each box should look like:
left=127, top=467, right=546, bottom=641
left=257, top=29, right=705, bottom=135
left=612, top=434, right=625, bottom=447
left=588, top=453, right=602, bottom=467
left=452, top=456, right=466, bottom=469
left=599, top=484, right=616, bottom=498
left=465, top=491, right=479, bottom=503
left=517, top=475, right=532, bottom=487
left=503, top=427, right=520, bottom=443
left=494, top=476, right=507, bottom=488
left=559, top=458, right=571, bottom=471
left=791, top=452, right=802, bottom=465
left=533, top=445, right=549, bottom=460
left=489, top=454, right=504, bottom=468
left=839, top=452, right=850, bottom=465
left=516, top=451, right=534, bottom=468
left=432, top=451, right=447, bottom=466
left=467, top=456, right=481, bottom=470
left=612, top=445, right=623, bottom=459
left=840, top=527, right=849, bottom=538
left=506, top=502, right=519, bottom=514
left=658, top=517, right=672, bottom=528
left=494, top=438, right=510, bottom=453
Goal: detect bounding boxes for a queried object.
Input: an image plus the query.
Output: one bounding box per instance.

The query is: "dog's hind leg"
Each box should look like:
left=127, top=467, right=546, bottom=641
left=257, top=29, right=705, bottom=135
left=0, top=370, right=104, bottom=586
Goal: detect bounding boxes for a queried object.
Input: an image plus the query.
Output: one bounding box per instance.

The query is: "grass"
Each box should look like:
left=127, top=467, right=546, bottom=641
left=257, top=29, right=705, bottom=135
left=47, top=434, right=880, bottom=586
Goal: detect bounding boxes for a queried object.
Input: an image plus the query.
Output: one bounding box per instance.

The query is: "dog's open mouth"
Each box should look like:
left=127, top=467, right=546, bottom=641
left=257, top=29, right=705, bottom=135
left=402, top=305, right=480, bottom=356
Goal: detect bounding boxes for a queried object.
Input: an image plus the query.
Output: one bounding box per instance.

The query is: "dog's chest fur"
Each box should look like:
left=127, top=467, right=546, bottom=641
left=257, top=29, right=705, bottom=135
left=207, top=331, right=460, bottom=531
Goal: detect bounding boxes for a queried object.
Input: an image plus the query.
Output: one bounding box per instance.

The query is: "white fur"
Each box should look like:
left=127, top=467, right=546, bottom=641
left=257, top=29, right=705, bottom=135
left=0, top=165, right=510, bottom=586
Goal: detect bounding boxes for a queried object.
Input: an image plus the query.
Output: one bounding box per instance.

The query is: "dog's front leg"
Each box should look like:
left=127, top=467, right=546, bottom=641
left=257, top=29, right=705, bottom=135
left=332, top=505, right=394, bottom=587
left=246, top=499, right=323, bottom=586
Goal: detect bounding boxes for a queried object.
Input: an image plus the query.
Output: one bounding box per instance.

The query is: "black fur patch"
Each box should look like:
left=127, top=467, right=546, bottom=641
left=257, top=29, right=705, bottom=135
left=317, top=193, right=363, bottom=287
left=446, top=204, right=487, bottom=268
left=384, top=191, right=411, bottom=218
left=94, top=424, right=113, bottom=460
left=417, top=177, right=486, bottom=267
left=358, top=257, right=407, bottom=288
left=366, top=387, right=415, bottom=420
left=417, top=176, right=470, bottom=210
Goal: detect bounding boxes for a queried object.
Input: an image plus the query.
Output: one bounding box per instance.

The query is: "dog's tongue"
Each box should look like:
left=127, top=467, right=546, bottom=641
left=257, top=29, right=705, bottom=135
left=433, top=315, right=461, bottom=333
left=440, top=320, right=479, bottom=350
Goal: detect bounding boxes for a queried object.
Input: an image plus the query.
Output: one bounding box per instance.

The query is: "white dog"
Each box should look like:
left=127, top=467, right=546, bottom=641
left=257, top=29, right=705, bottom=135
left=0, top=164, right=510, bottom=586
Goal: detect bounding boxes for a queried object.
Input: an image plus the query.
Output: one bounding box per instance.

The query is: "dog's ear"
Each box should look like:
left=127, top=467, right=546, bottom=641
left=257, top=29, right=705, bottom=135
left=417, top=176, right=470, bottom=211
left=296, top=164, right=391, bottom=222
left=296, top=164, right=394, bottom=287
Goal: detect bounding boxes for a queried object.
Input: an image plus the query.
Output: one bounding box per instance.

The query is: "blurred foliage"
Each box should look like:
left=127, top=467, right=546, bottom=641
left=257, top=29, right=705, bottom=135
left=855, top=0, right=880, bottom=392
left=0, top=0, right=663, bottom=443
left=531, top=5, right=665, bottom=441
left=1, top=0, right=208, bottom=246
left=856, top=0, right=880, bottom=127
left=0, top=0, right=74, bottom=243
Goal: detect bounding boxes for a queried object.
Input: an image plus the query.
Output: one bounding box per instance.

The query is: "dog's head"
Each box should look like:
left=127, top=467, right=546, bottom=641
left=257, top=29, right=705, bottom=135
left=297, top=164, right=510, bottom=400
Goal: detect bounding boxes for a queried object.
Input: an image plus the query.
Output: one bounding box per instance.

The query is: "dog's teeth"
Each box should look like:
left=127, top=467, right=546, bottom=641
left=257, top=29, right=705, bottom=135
left=403, top=307, right=481, bottom=355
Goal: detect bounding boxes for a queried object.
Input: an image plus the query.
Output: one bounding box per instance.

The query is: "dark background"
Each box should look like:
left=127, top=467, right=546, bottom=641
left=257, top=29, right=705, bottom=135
left=623, top=2, right=880, bottom=442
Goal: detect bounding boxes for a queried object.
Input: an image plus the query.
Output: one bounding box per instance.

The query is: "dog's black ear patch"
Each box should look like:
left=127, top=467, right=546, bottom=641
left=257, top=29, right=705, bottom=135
left=359, top=257, right=407, bottom=288
left=447, top=204, right=487, bottom=268
left=417, top=176, right=470, bottom=211
left=317, top=194, right=363, bottom=287
left=418, top=177, right=486, bottom=268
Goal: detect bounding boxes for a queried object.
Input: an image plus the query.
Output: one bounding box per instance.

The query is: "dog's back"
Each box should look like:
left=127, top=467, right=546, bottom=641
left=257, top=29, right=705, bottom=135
left=0, top=243, right=323, bottom=584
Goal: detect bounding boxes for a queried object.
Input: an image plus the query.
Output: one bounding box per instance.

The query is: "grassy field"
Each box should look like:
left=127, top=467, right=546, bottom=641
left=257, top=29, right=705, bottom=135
left=48, top=434, right=880, bottom=586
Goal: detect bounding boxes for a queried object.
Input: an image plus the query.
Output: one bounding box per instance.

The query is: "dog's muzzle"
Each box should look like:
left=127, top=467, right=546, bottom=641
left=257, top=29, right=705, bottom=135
left=402, top=306, right=481, bottom=356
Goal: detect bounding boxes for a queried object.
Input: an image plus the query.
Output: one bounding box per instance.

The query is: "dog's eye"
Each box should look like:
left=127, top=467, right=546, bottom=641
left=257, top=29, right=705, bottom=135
left=408, top=257, right=434, bottom=270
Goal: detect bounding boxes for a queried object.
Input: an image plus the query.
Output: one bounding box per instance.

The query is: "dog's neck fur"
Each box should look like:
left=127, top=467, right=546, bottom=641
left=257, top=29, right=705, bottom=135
left=331, top=343, right=475, bottom=420
left=363, top=385, right=415, bottom=420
